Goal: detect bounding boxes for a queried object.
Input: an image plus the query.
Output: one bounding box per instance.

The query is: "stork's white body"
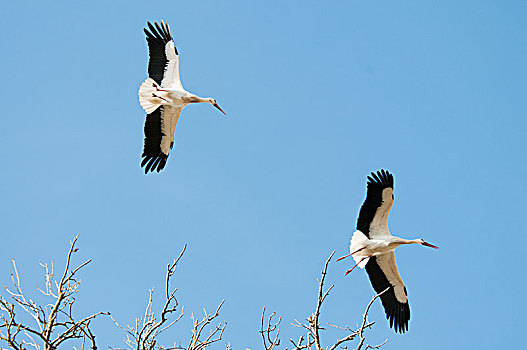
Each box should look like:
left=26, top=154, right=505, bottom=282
left=348, top=230, right=425, bottom=268
left=352, top=233, right=400, bottom=258
left=146, top=87, right=190, bottom=107
left=152, top=89, right=201, bottom=107
left=139, top=78, right=211, bottom=113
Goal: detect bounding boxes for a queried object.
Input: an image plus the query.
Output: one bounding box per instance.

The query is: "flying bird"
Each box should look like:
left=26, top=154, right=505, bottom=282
left=138, top=20, right=226, bottom=173
left=337, top=170, right=438, bottom=333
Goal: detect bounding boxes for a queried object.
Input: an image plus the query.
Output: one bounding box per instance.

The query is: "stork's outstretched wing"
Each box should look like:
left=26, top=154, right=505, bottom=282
left=141, top=106, right=183, bottom=173
left=365, top=252, right=410, bottom=333
left=144, top=21, right=183, bottom=90
left=356, top=169, right=394, bottom=238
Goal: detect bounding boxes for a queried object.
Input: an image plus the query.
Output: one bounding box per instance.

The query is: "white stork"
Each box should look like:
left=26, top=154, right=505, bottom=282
left=138, top=21, right=226, bottom=173
left=338, top=169, right=438, bottom=333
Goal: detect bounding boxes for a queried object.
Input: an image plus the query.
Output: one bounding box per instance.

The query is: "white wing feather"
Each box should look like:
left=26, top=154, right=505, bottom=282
left=160, top=106, right=183, bottom=155
left=375, top=252, right=407, bottom=303
left=369, top=188, right=394, bottom=238
left=161, top=41, right=183, bottom=90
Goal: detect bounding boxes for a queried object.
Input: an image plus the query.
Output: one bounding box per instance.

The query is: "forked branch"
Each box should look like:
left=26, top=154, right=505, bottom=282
left=111, top=245, right=227, bottom=350
left=261, top=252, right=389, bottom=350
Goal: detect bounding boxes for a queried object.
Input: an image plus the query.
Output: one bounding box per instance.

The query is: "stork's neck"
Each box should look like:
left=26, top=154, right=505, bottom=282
left=181, top=94, right=211, bottom=104
left=190, top=95, right=211, bottom=103
left=197, top=96, right=211, bottom=103
left=390, top=237, right=421, bottom=245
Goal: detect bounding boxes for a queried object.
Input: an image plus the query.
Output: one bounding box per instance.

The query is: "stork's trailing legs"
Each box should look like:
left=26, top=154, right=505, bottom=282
left=337, top=245, right=372, bottom=276
left=152, top=83, right=167, bottom=92
left=344, top=255, right=373, bottom=276
left=336, top=246, right=367, bottom=262
left=152, top=93, right=169, bottom=102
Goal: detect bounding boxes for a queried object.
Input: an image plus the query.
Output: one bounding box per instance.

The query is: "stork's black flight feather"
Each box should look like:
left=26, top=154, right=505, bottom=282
left=356, top=169, right=394, bottom=238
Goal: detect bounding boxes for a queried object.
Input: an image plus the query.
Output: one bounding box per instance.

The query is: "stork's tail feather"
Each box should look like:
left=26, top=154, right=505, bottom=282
left=139, top=78, right=162, bottom=114
left=349, top=230, right=370, bottom=268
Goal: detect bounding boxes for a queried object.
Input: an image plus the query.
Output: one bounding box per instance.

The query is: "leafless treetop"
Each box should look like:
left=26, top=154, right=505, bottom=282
left=0, top=235, right=109, bottom=350
left=260, top=252, right=388, bottom=350
left=111, top=245, right=227, bottom=350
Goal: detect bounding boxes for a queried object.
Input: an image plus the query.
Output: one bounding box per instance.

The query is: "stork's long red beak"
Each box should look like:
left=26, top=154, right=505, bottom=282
left=213, top=103, right=226, bottom=115
left=422, top=241, right=439, bottom=249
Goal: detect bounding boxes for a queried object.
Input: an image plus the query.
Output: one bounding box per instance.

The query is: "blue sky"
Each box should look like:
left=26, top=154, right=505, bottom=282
left=1, top=1, right=526, bottom=349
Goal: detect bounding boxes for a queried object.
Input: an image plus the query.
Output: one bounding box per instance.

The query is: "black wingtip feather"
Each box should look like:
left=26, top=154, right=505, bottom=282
left=161, top=21, right=172, bottom=44
left=145, top=157, right=156, bottom=173
left=367, top=169, right=393, bottom=188
left=141, top=153, right=169, bottom=174
left=145, top=20, right=173, bottom=45
left=151, top=157, right=162, bottom=172
left=159, top=157, right=167, bottom=171
left=147, top=21, right=157, bottom=34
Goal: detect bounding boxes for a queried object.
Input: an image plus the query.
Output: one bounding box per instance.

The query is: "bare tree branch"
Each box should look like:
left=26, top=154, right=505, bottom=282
left=111, top=245, right=227, bottom=350
left=187, top=300, right=226, bottom=350
left=260, top=307, right=281, bottom=350
left=260, top=252, right=389, bottom=350
left=0, top=235, right=109, bottom=350
left=351, top=288, right=389, bottom=350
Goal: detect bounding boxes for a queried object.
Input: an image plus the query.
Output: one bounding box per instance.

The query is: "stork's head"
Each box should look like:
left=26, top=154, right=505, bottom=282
left=418, top=239, right=439, bottom=249
left=208, top=98, right=226, bottom=115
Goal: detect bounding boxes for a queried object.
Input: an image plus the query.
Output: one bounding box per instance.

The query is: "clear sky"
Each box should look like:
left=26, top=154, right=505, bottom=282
left=1, top=1, right=526, bottom=349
